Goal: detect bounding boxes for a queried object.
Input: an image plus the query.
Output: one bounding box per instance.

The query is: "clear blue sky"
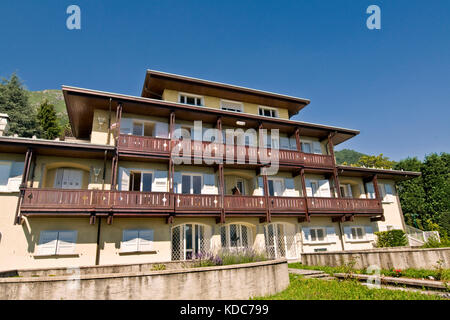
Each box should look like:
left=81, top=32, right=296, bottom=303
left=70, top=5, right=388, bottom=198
left=1, top=0, right=449, bottom=161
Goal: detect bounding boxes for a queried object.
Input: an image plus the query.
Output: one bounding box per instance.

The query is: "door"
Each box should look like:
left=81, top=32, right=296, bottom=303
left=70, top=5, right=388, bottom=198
left=268, top=179, right=284, bottom=196
left=181, top=174, right=202, bottom=194
left=264, top=223, right=298, bottom=259
left=171, top=224, right=207, bottom=260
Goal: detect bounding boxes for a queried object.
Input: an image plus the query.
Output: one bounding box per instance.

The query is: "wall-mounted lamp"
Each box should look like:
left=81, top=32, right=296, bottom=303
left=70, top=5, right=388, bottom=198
left=97, top=116, right=106, bottom=129
left=236, top=121, right=246, bottom=126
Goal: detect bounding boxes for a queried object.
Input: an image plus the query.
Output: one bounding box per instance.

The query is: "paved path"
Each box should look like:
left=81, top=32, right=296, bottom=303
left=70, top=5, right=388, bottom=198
left=288, top=268, right=335, bottom=281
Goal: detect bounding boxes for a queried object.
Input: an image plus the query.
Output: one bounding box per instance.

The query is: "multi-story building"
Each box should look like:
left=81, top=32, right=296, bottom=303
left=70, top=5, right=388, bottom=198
left=0, top=70, right=420, bottom=270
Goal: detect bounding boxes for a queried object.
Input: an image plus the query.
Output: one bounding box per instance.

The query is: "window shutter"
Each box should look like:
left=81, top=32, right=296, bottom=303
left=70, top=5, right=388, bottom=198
left=302, top=227, right=310, bottom=243
left=343, top=227, right=352, bottom=241
left=284, top=178, right=295, bottom=190
left=153, top=170, right=168, bottom=192
left=313, top=141, right=322, bottom=154
left=365, top=182, right=375, bottom=199
left=54, top=168, right=64, bottom=188
left=154, top=122, right=169, bottom=138
left=120, top=118, right=132, bottom=135
left=289, top=137, right=297, bottom=151
left=173, top=172, right=182, bottom=193
left=37, top=231, right=58, bottom=256
left=326, top=227, right=337, bottom=242
left=305, top=179, right=313, bottom=197
left=122, top=230, right=139, bottom=252
left=138, top=230, right=154, bottom=252
left=203, top=174, right=215, bottom=186
left=56, top=231, right=77, bottom=255
left=365, top=226, right=375, bottom=241
left=318, top=180, right=331, bottom=197
left=118, top=168, right=130, bottom=191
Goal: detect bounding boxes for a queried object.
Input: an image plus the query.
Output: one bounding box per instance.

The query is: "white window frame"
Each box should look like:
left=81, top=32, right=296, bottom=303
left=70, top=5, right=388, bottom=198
left=36, top=230, right=78, bottom=256
left=340, top=184, right=353, bottom=198
left=258, top=106, right=278, bottom=118
left=178, top=92, right=204, bottom=107
left=129, top=169, right=154, bottom=192
left=54, top=168, right=83, bottom=190
left=121, top=229, right=154, bottom=253
left=309, top=227, right=327, bottom=243
left=180, top=173, right=203, bottom=195
left=235, top=179, right=246, bottom=195
left=349, top=226, right=366, bottom=241
left=220, top=99, right=243, bottom=112
left=267, top=177, right=285, bottom=196
left=131, top=120, right=156, bottom=137
left=378, top=183, right=395, bottom=203
left=221, top=224, right=252, bottom=250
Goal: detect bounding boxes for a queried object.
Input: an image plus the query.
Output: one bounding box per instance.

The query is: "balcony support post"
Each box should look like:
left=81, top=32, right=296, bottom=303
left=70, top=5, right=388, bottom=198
left=110, top=151, right=119, bottom=191
left=218, top=163, right=225, bottom=223
left=371, top=174, right=385, bottom=221
left=14, top=147, right=34, bottom=224
left=114, top=102, right=123, bottom=146
left=299, top=168, right=310, bottom=222
left=295, top=128, right=302, bottom=152
left=261, top=168, right=271, bottom=223
left=328, top=132, right=342, bottom=198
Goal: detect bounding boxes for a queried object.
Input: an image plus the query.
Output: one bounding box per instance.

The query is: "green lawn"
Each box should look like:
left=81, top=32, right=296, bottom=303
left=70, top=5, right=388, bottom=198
left=257, top=274, right=446, bottom=300
left=288, top=263, right=450, bottom=281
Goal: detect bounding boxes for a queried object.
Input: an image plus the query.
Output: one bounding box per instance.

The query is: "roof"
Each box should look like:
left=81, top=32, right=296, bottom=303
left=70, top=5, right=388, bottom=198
left=142, top=69, right=311, bottom=117
left=62, top=85, right=359, bottom=145
left=337, top=165, right=421, bottom=181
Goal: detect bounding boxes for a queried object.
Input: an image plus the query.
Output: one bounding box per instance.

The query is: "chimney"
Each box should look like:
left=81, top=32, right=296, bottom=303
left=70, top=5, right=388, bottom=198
left=0, top=113, right=9, bottom=136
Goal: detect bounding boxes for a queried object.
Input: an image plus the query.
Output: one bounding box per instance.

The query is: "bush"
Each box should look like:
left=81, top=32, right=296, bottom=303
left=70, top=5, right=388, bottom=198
left=192, top=248, right=267, bottom=267
left=375, top=230, right=408, bottom=247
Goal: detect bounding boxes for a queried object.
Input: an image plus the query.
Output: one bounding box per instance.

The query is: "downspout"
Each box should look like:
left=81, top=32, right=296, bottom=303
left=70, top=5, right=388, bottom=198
left=95, top=217, right=102, bottom=265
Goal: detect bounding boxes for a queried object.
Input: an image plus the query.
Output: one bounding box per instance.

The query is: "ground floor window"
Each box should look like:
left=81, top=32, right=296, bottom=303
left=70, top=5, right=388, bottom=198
left=37, top=230, right=77, bottom=256
left=171, top=224, right=210, bottom=260
left=121, top=229, right=154, bottom=253
left=220, top=224, right=252, bottom=250
left=264, top=223, right=298, bottom=259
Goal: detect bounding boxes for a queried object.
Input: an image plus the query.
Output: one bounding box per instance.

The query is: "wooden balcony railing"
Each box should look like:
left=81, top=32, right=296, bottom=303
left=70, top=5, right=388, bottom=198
left=269, top=196, right=307, bottom=213
left=301, top=153, right=335, bottom=168
left=117, top=135, right=338, bottom=168
left=307, top=197, right=382, bottom=214
left=118, top=135, right=170, bottom=155
left=224, top=195, right=266, bottom=213
left=21, top=189, right=382, bottom=216
left=175, top=194, right=221, bottom=212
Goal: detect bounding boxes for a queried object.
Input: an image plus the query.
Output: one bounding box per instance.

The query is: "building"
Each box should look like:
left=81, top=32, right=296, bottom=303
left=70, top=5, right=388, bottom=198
left=0, top=70, right=420, bottom=270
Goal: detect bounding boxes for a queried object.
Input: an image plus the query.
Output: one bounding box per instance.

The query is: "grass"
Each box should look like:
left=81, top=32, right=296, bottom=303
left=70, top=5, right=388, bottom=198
left=288, top=263, right=450, bottom=281
left=256, top=274, right=446, bottom=300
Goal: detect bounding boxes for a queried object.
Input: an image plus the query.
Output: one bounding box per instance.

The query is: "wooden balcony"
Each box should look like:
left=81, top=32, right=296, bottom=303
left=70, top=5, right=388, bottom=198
left=117, top=135, right=170, bottom=156
left=117, top=134, right=335, bottom=168
left=21, top=189, right=382, bottom=217
left=307, top=197, right=382, bottom=215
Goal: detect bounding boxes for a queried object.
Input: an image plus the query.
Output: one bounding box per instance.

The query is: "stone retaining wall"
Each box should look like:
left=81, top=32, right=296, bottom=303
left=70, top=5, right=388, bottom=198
left=0, top=259, right=289, bottom=300
left=301, top=247, right=450, bottom=269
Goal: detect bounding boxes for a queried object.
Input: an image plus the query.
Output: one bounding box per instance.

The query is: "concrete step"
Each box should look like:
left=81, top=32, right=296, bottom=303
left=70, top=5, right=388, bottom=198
left=289, top=268, right=335, bottom=280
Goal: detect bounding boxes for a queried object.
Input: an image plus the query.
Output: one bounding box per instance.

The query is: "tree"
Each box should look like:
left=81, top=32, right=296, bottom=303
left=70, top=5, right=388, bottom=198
left=37, top=100, right=61, bottom=140
left=0, top=73, right=39, bottom=137
left=394, top=157, right=427, bottom=228
left=355, top=153, right=396, bottom=169
left=335, top=149, right=366, bottom=165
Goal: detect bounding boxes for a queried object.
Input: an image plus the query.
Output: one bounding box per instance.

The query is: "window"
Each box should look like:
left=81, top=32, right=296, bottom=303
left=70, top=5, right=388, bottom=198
left=340, top=184, right=353, bottom=198
left=121, top=229, right=154, bottom=253
left=221, top=100, right=242, bottom=112
left=258, top=107, right=278, bottom=118
left=179, top=93, right=203, bottom=106
left=314, top=248, right=328, bottom=252
left=305, top=179, right=331, bottom=198
left=310, top=228, right=326, bottom=242
left=221, top=224, right=251, bottom=250
left=129, top=171, right=153, bottom=192
left=378, top=183, right=395, bottom=202
left=132, top=121, right=154, bottom=137
left=301, top=140, right=322, bottom=154
left=37, top=230, right=77, bottom=256
left=351, top=227, right=365, bottom=240
left=268, top=178, right=285, bottom=196
left=181, top=174, right=202, bottom=194
left=236, top=179, right=245, bottom=195
left=54, top=168, right=83, bottom=190
left=172, top=224, right=208, bottom=260
left=0, top=162, right=11, bottom=191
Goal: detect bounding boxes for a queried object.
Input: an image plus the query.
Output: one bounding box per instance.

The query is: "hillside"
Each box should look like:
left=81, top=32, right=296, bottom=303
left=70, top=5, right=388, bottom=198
left=334, top=149, right=366, bottom=165
left=27, top=89, right=69, bottom=129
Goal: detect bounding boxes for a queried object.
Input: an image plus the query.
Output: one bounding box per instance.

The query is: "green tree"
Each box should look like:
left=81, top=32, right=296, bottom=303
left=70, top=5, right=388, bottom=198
left=421, top=153, right=450, bottom=227
left=394, top=157, right=427, bottom=228
left=37, top=100, right=61, bottom=139
left=335, top=149, right=367, bottom=165
left=355, top=153, right=396, bottom=169
left=0, top=73, right=39, bottom=137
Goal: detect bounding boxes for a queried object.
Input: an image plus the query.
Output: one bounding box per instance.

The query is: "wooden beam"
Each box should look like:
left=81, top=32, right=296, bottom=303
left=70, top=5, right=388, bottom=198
left=371, top=216, right=385, bottom=222
left=262, top=170, right=271, bottom=223
left=299, top=168, right=310, bottom=222
left=219, top=163, right=225, bottom=223
left=15, top=148, right=34, bottom=224
left=332, top=215, right=346, bottom=223
left=295, top=128, right=302, bottom=152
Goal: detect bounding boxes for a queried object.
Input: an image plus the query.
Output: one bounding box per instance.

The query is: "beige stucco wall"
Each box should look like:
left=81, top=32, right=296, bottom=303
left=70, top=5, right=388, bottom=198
left=90, top=109, right=116, bottom=146
left=163, top=89, right=290, bottom=119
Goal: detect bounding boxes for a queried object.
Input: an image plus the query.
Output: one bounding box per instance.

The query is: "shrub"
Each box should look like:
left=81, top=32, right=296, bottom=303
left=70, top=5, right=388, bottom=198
left=151, top=264, right=166, bottom=271
left=422, top=234, right=450, bottom=248
left=192, top=248, right=267, bottom=268
left=375, top=230, right=408, bottom=247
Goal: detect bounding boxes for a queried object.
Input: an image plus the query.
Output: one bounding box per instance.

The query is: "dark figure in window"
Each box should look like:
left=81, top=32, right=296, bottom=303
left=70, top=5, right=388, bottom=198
left=232, top=186, right=241, bottom=195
